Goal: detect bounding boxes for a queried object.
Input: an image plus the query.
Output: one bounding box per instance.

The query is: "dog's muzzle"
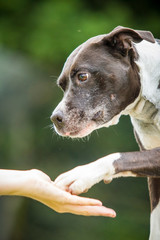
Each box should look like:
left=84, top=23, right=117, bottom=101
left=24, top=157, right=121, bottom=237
left=50, top=109, right=98, bottom=138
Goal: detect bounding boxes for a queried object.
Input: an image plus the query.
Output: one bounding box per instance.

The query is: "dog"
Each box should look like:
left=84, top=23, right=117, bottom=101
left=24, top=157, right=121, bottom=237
left=50, top=26, right=160, bottom=240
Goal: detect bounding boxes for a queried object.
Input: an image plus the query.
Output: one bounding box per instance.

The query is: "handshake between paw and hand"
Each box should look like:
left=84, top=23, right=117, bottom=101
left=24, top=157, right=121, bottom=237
left=54, top=154, right=117, bottom=217
left=0, top=160, right=116, bottom=217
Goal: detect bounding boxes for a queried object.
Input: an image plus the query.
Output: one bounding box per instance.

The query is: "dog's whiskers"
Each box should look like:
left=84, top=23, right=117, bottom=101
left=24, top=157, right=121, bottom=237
left=49, top=75, right=58, bottom=80
left=44, top=124, right=54, bottom=130
left=95, top=130, right=99, bottom=137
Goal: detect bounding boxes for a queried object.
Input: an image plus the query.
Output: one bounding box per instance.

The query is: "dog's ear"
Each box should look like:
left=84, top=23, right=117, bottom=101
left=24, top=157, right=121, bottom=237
left=102, top=26, right=155, bottom=57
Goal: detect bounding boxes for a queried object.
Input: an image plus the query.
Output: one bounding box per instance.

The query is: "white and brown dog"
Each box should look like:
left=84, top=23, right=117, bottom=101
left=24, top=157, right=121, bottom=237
left=51, top=26, right=160, bottom=240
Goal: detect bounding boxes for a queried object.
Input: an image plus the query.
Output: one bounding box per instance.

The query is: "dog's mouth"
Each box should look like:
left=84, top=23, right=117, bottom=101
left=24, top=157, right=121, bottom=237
left=54, top=121, right=97, bottom=138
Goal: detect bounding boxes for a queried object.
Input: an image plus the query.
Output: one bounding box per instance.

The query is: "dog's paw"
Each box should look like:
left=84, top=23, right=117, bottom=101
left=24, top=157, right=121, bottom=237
left=54, top=153, right=119, bottom=195
left=54, top=163, right=105, bottom=195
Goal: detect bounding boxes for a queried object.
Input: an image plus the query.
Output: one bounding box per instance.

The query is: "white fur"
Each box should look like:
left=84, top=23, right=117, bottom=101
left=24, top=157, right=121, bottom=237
left=131, top=116, right=160, bottom=150
left=149, top=202, right=160, bottom=240
left=55, top=153, right=120, bottom=195
left=128, top=41, right=160, bottom=150
left=135, top=40, right=160, bottom=109
left=113, top=171, right=137, bottom=179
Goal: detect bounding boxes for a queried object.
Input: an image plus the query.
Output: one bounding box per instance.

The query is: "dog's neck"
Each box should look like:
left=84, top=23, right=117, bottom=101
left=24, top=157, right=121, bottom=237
left=104, top=40, right=160, bottom=128
left=135, top=40, right=160, bottom=109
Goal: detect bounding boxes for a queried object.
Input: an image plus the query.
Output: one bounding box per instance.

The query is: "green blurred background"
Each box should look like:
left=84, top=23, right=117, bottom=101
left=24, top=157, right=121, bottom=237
left=0, top=0, right=159, bottom=239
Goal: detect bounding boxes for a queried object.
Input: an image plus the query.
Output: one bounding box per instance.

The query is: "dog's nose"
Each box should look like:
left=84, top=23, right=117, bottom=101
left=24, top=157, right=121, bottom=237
left=50, top=111, right=64, bottom=128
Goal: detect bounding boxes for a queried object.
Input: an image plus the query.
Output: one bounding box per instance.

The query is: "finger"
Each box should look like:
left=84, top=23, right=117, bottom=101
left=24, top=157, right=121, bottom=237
left=64, top=205, right=116, bottom=217
left=66, top=194, right=102, bottom=206
left=51, top=182, right=102, bottom=206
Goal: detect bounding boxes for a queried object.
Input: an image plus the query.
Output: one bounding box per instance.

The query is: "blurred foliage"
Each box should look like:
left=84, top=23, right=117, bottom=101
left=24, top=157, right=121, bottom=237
left=0, top=0, right=160, bottom=239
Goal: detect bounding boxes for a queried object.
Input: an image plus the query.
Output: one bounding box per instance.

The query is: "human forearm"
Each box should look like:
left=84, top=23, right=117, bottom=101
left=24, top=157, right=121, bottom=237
left=0, top=169, right=29, bottom=196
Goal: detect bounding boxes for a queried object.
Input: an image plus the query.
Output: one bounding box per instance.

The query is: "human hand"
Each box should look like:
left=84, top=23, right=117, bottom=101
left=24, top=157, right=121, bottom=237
left=18, top=169, right=116, bottom=217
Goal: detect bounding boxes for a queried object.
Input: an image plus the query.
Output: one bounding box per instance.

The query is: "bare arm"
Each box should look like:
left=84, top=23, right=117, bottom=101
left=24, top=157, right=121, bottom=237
left=0, top=169, right=116, bottom=217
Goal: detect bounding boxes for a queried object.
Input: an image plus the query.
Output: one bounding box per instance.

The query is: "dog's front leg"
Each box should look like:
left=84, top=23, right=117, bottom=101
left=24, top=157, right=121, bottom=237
left=55, top=148, right=160, bottom=195
left=113, top=147, right=160, bottom=178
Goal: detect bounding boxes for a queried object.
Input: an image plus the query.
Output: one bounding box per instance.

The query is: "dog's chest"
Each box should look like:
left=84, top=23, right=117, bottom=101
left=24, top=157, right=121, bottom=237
left=131, top=117, right=160, bottom=150
left=129, top=98, right=160, bottom=150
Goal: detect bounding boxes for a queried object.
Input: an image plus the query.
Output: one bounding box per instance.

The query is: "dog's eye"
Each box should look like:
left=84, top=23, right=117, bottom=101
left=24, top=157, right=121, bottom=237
left=77, top=73, right=88, bottom=82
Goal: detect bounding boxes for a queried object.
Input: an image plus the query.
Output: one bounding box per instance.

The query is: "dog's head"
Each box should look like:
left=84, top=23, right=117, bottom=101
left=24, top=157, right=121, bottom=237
left=51, top=26, right=155, bottom=138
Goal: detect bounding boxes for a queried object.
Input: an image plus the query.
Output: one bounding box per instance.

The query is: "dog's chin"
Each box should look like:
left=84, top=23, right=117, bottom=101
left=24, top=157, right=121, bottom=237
left=55, top=122, right=97, bottom=139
